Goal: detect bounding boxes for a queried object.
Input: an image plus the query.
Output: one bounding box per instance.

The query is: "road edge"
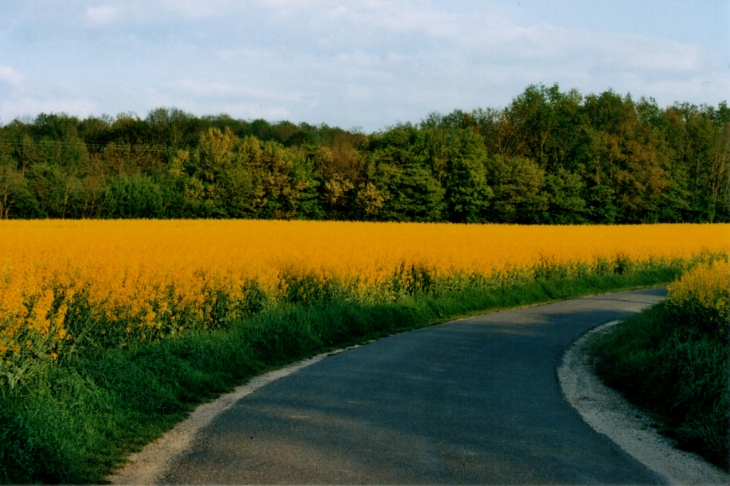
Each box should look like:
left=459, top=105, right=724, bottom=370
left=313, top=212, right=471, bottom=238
left=558, top=320, right=730, bottom=486
left=107, top=346, right=360, bottom=485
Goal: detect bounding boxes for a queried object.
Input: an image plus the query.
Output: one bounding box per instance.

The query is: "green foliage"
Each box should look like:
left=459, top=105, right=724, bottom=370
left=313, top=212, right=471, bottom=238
left=0, top=264, right=683, bottom=484
left=25, top=163, right=87, bottom=218
left=359, top=125, right=446, bottom=221
left=486, top=155, right=547, bottom=223
left=431, top=127, right=492, bottom=223
left=374, top=164, right=445, bottom=222
left=0, top=166, right=43, bottom=219
left=589, top=303, right=729, bottom=471
left=102, top=173, right=163, bottom=218
left=0, top=85, right=727, bottom=222
left=540, top=168, right=587, bottom=223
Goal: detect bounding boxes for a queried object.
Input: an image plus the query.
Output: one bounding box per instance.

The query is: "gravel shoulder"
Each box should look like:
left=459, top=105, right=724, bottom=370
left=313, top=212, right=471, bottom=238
left=558, top=320, right=730, bottom=486
left=109, top=289, right=729, bottom=485
left=108, top=351, right=340, bottom=485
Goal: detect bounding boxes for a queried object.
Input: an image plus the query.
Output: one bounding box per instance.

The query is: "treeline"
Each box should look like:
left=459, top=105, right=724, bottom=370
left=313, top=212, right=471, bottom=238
left=0, top=84, right=728, bottom=223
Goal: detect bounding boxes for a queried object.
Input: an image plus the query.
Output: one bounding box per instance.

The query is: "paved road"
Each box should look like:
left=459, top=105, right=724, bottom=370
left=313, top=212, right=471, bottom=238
left=162, top=288, right=668, bottom=484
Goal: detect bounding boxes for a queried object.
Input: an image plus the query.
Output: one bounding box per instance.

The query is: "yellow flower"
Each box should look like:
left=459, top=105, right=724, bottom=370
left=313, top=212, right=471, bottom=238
left=667, top=259, right=729, bottom=333
left=0, top=220, right=727, bottom=363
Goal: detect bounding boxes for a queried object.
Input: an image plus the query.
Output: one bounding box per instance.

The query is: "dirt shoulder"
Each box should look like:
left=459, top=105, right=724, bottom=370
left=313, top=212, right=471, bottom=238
left=107, top=351, right=344, bottom=484
left=110, top=291, right=729, bottom=485
left=558, top=320, right=730, bottom=486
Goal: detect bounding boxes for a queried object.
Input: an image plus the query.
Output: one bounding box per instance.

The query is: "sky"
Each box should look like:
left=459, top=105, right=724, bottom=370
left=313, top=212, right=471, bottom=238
left=1, top=0, right=728, bottom=132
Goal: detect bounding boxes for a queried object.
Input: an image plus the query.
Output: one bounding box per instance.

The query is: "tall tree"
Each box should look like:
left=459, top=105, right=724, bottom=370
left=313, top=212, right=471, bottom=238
left=423, top=126, right=491, bottom=223
left=364, top=127, right=445, bottom=222
left=485, top=155, right=547, bottom=223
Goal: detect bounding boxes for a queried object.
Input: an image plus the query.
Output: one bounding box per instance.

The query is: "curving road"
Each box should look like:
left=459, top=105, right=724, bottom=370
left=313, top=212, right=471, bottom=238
left=161, top=288, right=668, bottom=484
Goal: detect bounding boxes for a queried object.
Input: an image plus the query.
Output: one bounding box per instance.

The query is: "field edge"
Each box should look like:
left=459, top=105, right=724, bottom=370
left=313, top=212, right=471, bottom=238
left=0, top=267, right=684, bottom=484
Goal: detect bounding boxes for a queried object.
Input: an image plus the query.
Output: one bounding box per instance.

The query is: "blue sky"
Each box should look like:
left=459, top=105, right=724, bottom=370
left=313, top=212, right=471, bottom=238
left=1, top=0, right=728, bottom=131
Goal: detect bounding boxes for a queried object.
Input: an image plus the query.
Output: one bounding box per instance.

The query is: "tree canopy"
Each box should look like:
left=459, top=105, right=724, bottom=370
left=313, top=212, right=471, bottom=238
left=0, top=84, right=727, bottom=223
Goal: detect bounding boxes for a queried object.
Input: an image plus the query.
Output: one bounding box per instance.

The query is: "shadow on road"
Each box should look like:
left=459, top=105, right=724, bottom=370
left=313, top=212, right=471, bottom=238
left=162, top=288, right=668, bottom=485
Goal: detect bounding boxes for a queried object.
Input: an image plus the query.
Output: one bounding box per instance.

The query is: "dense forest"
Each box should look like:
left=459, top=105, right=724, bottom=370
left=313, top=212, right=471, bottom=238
left=0, top=84, right=728, bottom=223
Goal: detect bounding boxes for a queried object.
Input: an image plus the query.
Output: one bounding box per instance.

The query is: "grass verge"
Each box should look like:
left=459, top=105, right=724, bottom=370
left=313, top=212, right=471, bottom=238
left=588, top=303, right=729, bottom=471
left=1, top=267, right=681, bottom=484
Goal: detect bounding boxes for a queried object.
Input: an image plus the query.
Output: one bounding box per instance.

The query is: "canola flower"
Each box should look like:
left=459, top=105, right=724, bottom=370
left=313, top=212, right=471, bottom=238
left=667, top=259, right=730, bottom=337
left=0, top=220, right=728, bottom=373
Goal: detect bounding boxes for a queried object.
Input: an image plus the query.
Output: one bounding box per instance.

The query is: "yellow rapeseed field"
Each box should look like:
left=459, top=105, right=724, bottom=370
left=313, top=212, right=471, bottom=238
left=1, top=220, right=728, bottom=367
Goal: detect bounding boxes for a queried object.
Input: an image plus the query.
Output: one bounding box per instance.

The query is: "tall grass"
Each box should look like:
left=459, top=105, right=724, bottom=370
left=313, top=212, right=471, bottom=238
left=1, top=220, right=727, bottom=482
left=0, top=263, right=685, bottom=484
left=589, top=260, right=729, bottom=471
left=3, top=221, right=729, bottom=374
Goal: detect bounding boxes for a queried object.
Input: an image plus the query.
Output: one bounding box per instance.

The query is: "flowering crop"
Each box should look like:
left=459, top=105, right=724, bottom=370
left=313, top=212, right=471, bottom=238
left=666, top=259, right=730, bottom=338
left=0, top=220, right=728, bottom=383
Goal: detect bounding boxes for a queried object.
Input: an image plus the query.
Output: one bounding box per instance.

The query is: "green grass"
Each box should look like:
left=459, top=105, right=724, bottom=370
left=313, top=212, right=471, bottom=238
left=0, top=266, right=683, bottom=484
left=588, top=303, right=729, bottom=471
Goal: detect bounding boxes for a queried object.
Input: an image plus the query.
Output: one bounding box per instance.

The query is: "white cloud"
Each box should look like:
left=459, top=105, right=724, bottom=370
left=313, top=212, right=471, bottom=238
left=250, top=0, right=714, bottom=87
left=216, top=103, right=291, bottom=120
left=85, top=6, right=120, bottom=27
left=0, top=98, right=97, bottom=119
left=580, top=31, right=708, bottom=74
left=261, top=0, right=461, bottom=36
left=173, top=80, right=247, bottom=96
left=0, top=66, right=24, bottom=86
left=1, top=1, right=725, bottom=130
left=161, top=0, right=234, bottom=18
left=628, top=71, right=730, bottom=105
left=171, top=80, right=304, bottom=103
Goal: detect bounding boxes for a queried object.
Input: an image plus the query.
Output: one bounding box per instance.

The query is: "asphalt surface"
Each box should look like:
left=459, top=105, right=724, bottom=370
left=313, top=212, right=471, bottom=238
left=162, top=288, right=669, bottom=484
